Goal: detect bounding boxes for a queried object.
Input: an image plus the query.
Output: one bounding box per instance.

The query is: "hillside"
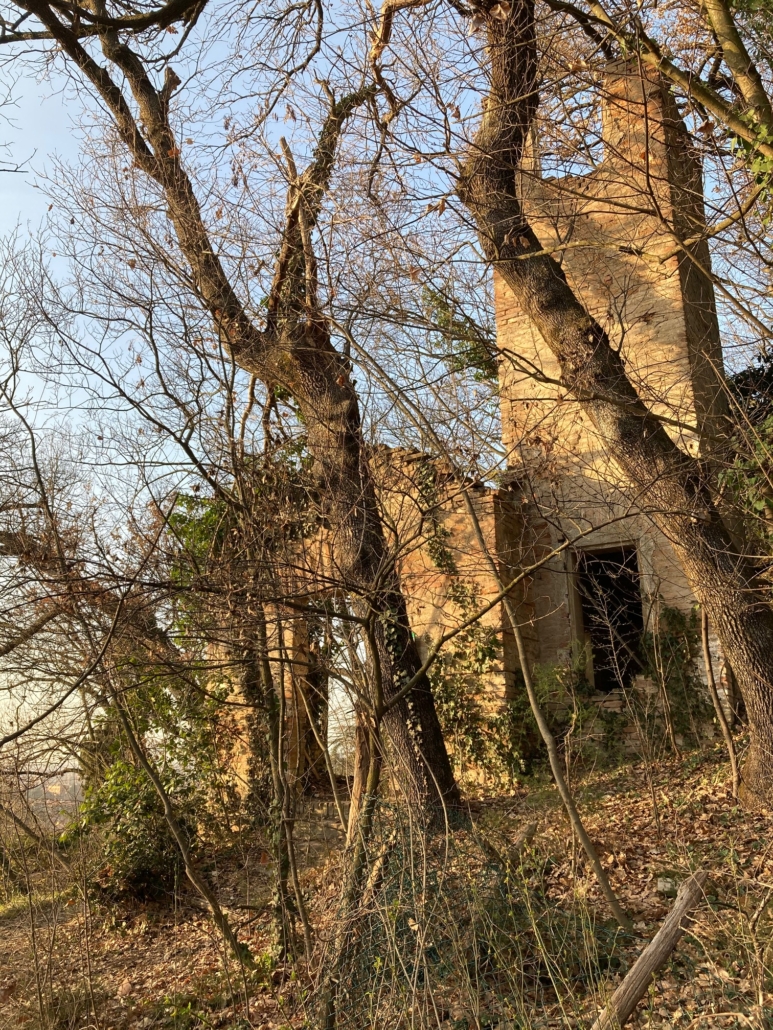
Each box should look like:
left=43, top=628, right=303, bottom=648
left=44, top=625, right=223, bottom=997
left=1, top=740, right=768, bottom=1030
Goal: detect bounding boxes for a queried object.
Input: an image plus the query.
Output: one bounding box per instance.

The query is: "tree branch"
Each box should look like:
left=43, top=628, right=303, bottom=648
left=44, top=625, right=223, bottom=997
left=591, top=872, right=708, bottom=1030
left=581, top=0, right=773, bottom=160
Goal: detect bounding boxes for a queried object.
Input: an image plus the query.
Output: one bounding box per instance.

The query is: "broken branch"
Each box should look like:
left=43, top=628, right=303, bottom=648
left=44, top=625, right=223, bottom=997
left=591, top=871, right=709, bottom=1030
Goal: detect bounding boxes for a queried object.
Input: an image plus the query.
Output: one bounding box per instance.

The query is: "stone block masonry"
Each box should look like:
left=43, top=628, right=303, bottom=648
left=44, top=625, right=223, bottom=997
left=493, top=62, right=729, bottom=703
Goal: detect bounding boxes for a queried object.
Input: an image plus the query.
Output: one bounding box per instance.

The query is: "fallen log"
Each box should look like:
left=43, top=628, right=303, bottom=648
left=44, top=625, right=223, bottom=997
left=591, top=871, right=708, bottom=1030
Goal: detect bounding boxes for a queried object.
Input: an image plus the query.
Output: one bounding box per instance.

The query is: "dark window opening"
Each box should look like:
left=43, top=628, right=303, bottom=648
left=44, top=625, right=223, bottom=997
left=575, top=546, right=644, bottom=693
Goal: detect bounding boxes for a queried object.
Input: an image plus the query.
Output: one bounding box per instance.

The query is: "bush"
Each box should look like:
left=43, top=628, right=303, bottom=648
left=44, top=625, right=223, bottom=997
left=69, top=759, right=193, bottom=900
left=321, top=806, right=628, bottom=1030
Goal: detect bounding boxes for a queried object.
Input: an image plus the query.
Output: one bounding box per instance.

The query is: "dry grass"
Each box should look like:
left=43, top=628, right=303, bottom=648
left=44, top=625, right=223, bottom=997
left=0, top=740, right=768, bottom=1029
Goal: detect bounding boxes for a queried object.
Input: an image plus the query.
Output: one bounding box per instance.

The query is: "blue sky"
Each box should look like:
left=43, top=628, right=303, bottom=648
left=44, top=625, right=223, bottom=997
left=2, top=75, right=74, bottom=236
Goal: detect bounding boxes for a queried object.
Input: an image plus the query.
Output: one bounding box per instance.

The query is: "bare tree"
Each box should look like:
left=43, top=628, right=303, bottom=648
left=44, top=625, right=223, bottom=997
left=0, top=0, right=463, bottom=819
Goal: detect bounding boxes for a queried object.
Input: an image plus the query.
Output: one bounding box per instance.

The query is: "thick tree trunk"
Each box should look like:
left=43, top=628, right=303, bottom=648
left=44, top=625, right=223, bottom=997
left=362, top=580, right=462, bottom=816
left=457, top=0, right=773, bottom=804
left=31, top=5, right=460, bottom=817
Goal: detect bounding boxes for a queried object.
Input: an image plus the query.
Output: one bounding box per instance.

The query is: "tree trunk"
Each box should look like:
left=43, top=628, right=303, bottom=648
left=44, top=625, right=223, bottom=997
left=30, top=6, right=460, bottom=817
left=701, top=609, right=740, bottom=797
left=456, top=0, right=773, bottom=804
left=347, top=708, right=371, bottom=846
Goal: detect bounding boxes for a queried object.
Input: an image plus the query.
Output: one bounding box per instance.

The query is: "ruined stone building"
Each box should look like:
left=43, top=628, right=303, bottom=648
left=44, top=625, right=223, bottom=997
left=392, top=62, right=731, bottom=726
left=230, top=64, right=733, bottom=795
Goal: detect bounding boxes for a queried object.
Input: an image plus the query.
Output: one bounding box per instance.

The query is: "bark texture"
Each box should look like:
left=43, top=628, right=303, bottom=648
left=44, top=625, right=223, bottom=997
left=456, top=0, right=773, bottom=804
left=23, top=0, right=459, bottom=815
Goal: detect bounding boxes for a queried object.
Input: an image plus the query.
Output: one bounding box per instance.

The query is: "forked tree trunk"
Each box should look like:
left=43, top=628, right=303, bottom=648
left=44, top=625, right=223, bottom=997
left=30, top=4, right=460, bottom=818
left=456, top=0, right=773, bottom=804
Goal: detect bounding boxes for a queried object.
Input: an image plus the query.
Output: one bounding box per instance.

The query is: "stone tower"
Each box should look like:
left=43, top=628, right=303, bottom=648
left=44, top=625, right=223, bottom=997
left=495, top=62, right=728, bottom=692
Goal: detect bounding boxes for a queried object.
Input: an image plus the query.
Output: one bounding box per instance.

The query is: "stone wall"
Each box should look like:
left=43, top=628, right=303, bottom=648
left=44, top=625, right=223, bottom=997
left=494, top=62, right=728, bottom=694
left=374, top=448, right=534, bottom=714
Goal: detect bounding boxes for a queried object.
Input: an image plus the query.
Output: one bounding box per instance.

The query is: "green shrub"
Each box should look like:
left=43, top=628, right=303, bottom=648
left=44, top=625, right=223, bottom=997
left=641, top=604, right=713, bottom=748
left=70, top=759, right=193, bottom=899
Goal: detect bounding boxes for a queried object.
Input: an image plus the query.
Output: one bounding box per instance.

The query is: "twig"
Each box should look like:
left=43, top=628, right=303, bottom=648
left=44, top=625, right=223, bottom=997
left=0, top=803, right=69, bottom=871
left=478, top=821, right=536, bottom=872
left=685, top=1014, right=756, bottom=1030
